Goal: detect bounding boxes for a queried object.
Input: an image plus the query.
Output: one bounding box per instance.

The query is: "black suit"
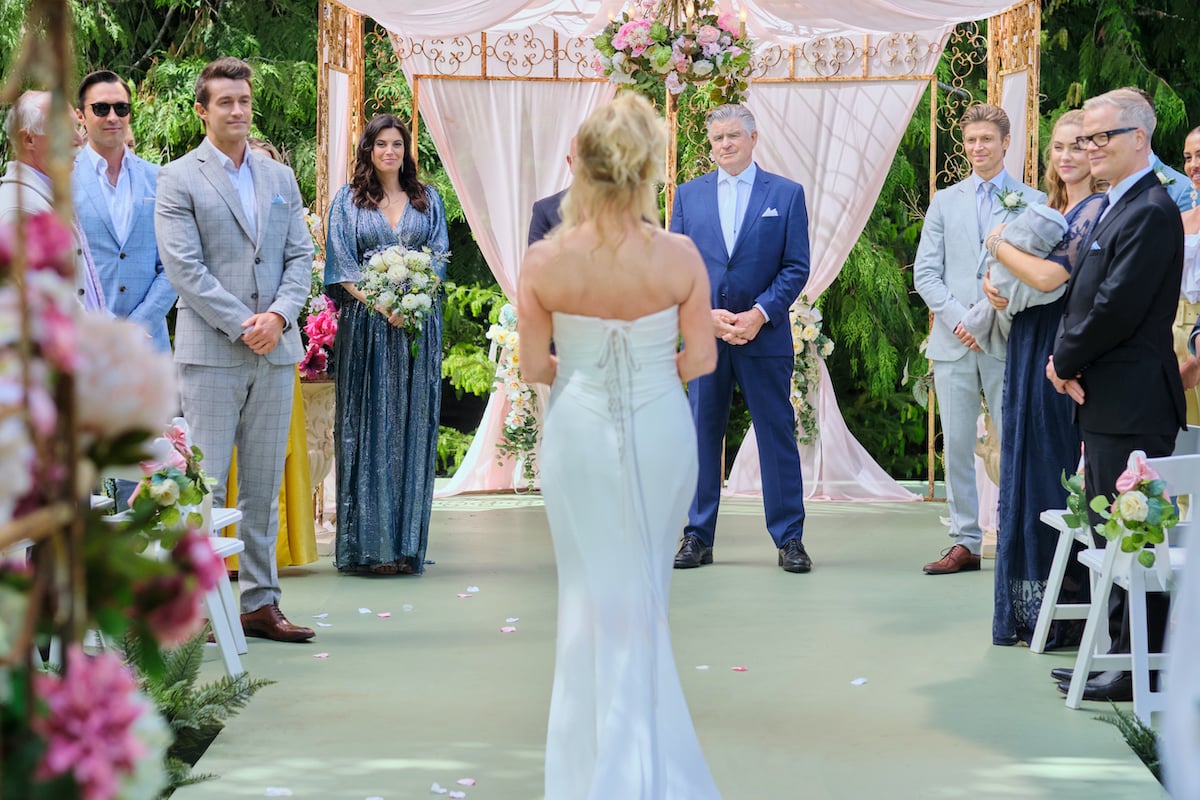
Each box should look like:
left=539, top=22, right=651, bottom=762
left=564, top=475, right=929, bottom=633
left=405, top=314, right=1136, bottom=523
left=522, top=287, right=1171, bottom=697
left=527, top=188, right=568, bottom=246
left=1054, top=169, right=1186, bottom=654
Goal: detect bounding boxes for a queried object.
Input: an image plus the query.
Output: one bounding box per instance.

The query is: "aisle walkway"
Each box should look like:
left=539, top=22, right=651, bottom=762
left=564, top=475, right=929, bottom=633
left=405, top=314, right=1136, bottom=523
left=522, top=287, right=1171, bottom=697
left=176, top=497, right=1166, bottom=800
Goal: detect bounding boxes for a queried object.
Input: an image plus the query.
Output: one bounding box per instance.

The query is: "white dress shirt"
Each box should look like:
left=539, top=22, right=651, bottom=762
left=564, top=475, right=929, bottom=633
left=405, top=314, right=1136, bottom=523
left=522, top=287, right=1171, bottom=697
left=81, top=144, right=134, bottom=244
left=211, top=141, right=257, bottom=236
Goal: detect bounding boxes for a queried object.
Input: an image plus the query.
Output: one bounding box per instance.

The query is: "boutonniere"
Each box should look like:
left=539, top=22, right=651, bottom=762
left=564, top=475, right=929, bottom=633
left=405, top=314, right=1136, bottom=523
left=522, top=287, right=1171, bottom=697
left=995, top=188, right=1027, bottom=213
left=1155, top=166, right=1176, bottom=186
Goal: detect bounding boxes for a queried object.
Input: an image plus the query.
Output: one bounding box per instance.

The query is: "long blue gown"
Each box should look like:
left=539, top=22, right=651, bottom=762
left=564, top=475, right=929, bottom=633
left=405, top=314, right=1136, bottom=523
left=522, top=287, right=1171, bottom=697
left=993, top=192, right=1105, bottom=646
left=324, top=183, right=449, bottom=573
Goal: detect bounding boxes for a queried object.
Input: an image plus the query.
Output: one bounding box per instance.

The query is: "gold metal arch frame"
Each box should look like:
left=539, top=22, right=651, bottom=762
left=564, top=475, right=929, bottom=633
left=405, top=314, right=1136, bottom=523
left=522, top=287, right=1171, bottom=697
left=315, top=1, right=1041, bottom=499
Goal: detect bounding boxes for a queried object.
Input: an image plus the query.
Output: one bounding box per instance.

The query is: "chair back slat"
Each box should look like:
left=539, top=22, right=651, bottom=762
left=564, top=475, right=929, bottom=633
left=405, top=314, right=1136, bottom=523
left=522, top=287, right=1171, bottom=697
left=1175, top=425, right=1200, bottom=456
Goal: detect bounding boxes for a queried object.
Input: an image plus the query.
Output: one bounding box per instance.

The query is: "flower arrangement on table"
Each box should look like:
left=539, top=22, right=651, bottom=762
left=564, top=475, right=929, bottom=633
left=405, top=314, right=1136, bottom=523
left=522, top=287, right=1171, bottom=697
left=357, top=243, right=443, bottom=356
left=1090, top=450, right=1179, bottom=568
left=129, top=417, right=211, bottom=532
left=485, top=304, right=539, bottom=488
left=790, top=297, right=835, bottom=446
left=298, top=210, right=337, bottom=381
left=592, top=0, right=755, bottom=102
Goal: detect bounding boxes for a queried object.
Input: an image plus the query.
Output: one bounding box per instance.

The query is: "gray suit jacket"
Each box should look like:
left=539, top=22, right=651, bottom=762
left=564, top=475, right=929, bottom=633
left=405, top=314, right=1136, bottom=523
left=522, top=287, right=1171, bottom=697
left=913, top=172, right=1047, bottom=361
left=155, top=138, right=312, bottom=367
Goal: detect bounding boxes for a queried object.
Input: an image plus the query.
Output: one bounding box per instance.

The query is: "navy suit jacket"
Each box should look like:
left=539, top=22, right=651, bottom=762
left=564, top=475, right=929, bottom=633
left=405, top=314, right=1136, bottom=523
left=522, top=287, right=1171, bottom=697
left=73, top=150, right=176, bottom=351
left=669, top=166, right=810, bottom=358
left=528, top=187, right=567, bottom=246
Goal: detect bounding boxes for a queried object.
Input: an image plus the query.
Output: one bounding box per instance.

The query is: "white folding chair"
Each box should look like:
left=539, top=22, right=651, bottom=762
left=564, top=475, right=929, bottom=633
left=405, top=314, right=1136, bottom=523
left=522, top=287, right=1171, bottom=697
left=1064, top=453, right=1198, bottom=724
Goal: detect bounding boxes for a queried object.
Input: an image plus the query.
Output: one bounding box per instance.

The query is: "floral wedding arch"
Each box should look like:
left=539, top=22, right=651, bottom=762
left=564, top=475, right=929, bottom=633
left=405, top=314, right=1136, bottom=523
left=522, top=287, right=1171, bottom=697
left=316, top=0, right=1041, bottom=501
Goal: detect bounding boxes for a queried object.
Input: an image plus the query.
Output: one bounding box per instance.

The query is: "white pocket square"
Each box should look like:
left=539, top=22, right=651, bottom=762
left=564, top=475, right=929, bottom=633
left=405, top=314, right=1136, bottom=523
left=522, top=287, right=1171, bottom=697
left=762, top=207, right=779, bottom=217
left=1089, top=240, right=1102, bottom=251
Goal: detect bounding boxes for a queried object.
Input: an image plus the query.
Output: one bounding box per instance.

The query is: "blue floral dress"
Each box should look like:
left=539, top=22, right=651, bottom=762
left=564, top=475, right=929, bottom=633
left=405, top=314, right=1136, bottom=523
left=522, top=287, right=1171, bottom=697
left=993, top=192, right=1105, bottom=646
left=324, top=183, right=449, bottom=573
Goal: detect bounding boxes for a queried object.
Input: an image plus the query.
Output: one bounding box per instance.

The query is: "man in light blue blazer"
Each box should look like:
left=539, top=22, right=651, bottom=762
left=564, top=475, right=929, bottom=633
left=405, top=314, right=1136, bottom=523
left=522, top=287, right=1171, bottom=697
left=670, top=104, right=812, bottom=574
left=914, top=104, right=1046, bottom=575
left=72, top=70, right=175, bottom=352
left=156, top=57, right=314, bottom=643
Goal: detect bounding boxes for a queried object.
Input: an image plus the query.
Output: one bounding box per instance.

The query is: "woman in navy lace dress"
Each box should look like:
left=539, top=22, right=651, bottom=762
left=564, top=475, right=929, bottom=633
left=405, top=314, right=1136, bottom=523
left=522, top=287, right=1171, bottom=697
left=325, top=114, right=448, bottom=575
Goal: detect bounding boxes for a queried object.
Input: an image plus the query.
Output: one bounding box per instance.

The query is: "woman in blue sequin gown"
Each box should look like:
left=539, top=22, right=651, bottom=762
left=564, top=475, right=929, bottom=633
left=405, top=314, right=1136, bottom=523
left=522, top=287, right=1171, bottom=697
left=987, top=111, right=1104, bottom=646
left=324, top=114, right=448, bottom=575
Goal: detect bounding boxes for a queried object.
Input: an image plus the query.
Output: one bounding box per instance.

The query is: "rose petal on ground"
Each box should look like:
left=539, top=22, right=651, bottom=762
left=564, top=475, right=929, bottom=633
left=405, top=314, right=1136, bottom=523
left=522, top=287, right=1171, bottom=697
left=500, top=626, right=517, bottom=633
left=402, top=604, right=414, bottom=612
left=312, top=613, right=329, bottom=619
left=265, top=789, right=294, bottom=797
left=313, top=652, right=330, bottom=659
left=505, top=617, right=519, bottom=623
left=377, top=612, right=392, bottom=618
left=449, top=793, right=466, bottom=799
left=317, top=622, right=333, bottom=628
left=358, top=608, right=372, bottom=614
left=851, top=677, right=868, bottom=686
left=456, top=778, right=476, bottom=786
left=695, top=665, right=710, bottom=670
left=431, top=783, right=449, bottom=795
left=730, top=666, right=748, bottom=672
left=466, top=586, right=480, bottom=593
left=456, top=594, right=471, bottom=599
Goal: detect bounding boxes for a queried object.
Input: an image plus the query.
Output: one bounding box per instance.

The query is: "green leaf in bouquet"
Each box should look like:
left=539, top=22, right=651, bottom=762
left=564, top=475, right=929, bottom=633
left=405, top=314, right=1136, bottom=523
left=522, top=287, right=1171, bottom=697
left=1120, top=536, right=1139, bottom=552
left=159, top=506, right=181, bottom=528
left=179, top=484, right=203, bottom=506
left=186, top=511, right=203, bottom=529
left=1100, top=519, right=1122, bottom=540
left=1145, top=501, right=1162, bottom=526
left=1062, top=511, right=1084, bottom=529
left=1089, top=494, right=1111, bottom=515
left=1146, top=528, right=1165, bottom=544
left=1137, top=549, right=1157, bottom=568
left=1145, top=479, right=1166, bottom=498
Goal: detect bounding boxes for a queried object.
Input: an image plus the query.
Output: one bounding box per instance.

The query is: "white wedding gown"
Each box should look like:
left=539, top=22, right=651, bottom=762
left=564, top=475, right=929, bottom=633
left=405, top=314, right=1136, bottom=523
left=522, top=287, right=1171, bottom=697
left=541, top=307, right=722, bottom=800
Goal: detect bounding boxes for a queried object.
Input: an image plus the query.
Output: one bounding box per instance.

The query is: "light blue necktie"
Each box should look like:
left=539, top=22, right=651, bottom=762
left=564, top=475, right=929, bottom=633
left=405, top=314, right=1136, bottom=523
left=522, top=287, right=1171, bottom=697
left=977, top=181, right=994, bottom=238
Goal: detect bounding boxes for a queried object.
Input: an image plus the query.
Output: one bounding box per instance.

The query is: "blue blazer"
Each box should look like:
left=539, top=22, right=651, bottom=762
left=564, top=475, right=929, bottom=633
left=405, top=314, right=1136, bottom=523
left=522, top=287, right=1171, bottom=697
left=669, top=166, right=810, bottom=358
left=73, top=150, right=176, bottom=352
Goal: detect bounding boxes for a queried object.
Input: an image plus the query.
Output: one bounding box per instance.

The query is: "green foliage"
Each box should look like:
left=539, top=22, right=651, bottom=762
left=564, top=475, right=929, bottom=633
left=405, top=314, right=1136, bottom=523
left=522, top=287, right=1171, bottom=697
left=441, top=281, right=508, bottom=398
left=436, top=425, right=474, bottom=477
left=1094, top=705, right=1161, bottom=782
left=122, top=628, right=275, bottom=792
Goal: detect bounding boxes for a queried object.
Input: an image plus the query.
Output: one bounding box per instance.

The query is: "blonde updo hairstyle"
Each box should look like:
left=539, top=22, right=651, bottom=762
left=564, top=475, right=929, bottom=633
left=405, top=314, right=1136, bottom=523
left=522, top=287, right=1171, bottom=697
left=558, top=92, right=665, bottom=245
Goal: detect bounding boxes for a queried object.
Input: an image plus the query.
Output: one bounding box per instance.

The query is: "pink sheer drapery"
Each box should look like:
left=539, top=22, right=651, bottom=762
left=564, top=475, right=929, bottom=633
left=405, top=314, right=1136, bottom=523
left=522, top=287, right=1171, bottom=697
left=393, top=61, right=614, bottom=494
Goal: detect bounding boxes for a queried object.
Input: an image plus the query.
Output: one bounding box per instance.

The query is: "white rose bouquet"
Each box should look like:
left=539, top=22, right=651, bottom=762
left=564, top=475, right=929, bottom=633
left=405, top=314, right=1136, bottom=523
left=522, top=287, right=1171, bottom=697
left=357, top=244, right=443, bottom=348
left=1090, top=450, right=1179, bottom=568
left=789, top=296, right=834, bottom=446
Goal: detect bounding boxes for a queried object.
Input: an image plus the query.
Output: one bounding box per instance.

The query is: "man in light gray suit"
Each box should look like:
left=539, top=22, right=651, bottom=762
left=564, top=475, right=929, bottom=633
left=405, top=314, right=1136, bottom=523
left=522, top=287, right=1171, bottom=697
left=156, top=57, right=314, bottom=642
left=914, top=104, right=1046, bottom=575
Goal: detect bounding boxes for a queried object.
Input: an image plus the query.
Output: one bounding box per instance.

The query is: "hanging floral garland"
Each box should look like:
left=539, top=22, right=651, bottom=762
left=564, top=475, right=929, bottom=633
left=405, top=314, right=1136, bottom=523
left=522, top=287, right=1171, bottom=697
left=592, top=0, right=755, bottom=103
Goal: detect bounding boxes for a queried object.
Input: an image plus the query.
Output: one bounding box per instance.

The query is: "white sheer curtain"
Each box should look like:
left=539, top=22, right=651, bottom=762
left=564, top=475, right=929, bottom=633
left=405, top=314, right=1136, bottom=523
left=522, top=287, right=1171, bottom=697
left=723, top=80, right=933, bottom=500
left=394, top=58, right=614, bottom=494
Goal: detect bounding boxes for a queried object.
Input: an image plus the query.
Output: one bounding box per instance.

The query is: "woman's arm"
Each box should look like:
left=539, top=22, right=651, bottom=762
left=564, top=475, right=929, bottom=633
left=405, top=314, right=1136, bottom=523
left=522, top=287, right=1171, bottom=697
left=675, top=238, right=717, bottom=384
left=986, top=231, right=1070, bottom=292
left=516, top=243, right=557, bottom=385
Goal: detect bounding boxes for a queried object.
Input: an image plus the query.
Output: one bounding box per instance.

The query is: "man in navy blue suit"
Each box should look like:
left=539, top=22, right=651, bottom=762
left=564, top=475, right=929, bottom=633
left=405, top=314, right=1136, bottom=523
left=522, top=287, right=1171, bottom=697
left=669, top=104, right=812, bottom=573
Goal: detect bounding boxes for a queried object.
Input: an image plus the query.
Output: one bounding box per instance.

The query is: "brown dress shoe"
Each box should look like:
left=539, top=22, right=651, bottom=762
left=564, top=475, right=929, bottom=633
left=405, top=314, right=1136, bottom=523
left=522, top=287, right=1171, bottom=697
left=923, top=544, right=981, bottom=575
left=241, top=604, right=316, bottom=642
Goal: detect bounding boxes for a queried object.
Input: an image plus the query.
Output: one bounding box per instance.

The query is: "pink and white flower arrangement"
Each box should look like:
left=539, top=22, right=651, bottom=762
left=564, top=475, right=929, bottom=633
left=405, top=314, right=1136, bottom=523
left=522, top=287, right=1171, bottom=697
left=485, top=304, right=539, bottom=488
left=130, top=417, right=210, bottom=530
left=31, top=646, right=168, bottom=800
left=135, top=528, right=224, bottom=646
left=1091, top=449, right=1179, bottom=567
left=300, top=293, right=338, bottom=380
left=592, top=0, right=754, bottom=101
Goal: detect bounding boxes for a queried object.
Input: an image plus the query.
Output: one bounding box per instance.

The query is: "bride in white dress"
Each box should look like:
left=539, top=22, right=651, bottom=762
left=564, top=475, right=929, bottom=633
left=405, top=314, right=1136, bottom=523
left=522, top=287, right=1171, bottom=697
left=518, top=93, right=722, bottom=800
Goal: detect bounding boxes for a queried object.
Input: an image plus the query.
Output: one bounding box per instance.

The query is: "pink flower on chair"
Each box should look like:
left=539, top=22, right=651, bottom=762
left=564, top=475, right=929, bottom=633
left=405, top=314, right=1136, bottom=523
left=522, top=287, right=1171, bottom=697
left=1114, top=450, right=1160, bottom=494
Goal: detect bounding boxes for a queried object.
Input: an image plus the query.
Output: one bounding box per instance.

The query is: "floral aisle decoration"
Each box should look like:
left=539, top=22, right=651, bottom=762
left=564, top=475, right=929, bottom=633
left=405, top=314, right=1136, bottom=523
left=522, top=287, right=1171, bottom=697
left=1090, top=450, right=1179, bottom=569
left=790, top=297, right=835, bottom=446
left=298, top=211, right=337, bottom=381
left=129, top=418, right=210, bottom=532
left=357, top=243, right=443, bottom=356
left=485, top=304, right=539, bottom=488
left=592, top=0, right=755, bottom=102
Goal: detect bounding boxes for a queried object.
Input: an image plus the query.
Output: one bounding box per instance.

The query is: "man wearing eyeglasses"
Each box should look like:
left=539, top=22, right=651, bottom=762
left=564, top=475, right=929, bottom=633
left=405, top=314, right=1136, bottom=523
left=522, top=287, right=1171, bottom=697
left=1049, top=87, right=1186, bottom=703
left=72, top=70, right=175, bottom=353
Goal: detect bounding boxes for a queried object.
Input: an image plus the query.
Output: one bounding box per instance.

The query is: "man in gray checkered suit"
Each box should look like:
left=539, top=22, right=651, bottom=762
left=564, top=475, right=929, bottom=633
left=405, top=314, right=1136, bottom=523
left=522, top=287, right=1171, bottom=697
left=156, top=57, right=315, bottom=643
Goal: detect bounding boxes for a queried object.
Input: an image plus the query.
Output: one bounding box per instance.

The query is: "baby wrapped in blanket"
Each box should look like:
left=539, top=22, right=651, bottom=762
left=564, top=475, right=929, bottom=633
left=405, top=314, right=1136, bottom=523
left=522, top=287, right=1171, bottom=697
left=962, top=202, right=1069, bottom=358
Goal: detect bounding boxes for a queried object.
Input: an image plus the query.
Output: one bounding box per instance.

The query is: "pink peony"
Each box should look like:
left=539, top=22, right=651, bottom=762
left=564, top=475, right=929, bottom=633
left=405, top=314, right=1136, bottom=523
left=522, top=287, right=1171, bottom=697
left=139, top=574, right=204, bottom=647
left=164, top=420, right=193, bottom=462
left=299, top=343, right=329, bottom=380
left=303, top=307, right=338, bottom=348
left=0, top=213, right=75, bottom=278
left=32, top=646, right=147, bottom=800
left=1114, top=450, right=1160, bottom=494
left=75, top=315, right=177, bottom=440
left=36, top=302, right=78, bottom=373
left=174, top=529, right=225, bottom=592
left=696, top=24, right=721, bottom=46
left=717, top=11, right=740, bottom=34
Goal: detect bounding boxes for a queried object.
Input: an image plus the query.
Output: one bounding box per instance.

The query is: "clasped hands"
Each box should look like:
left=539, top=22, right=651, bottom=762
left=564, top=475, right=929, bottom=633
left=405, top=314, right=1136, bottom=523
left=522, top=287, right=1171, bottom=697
left=241, top=312, right=286, bottom=355
left=713, top=308, right=765, bottom=345
left=1045, top=355, right=1085, bottom=405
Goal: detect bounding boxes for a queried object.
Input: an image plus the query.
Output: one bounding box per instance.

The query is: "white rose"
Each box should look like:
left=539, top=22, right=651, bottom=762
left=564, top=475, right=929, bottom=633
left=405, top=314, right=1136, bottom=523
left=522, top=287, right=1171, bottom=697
left=411, top=272, right=430, bottom=288
left=415, top=293, right=432, bottom=309
left=692, top=60, right=714, bottom=77
left=1117, top=490, right=1150, bottom=522
left=368, top=253, right=385, bottom=271
left=1157, top=170, right=1170, bottom=185
left=404, top=251, right=432, bottom=269
left=1002, top=192, right=1022, bottom=209
left=386, top=264, right=410, bottom=284
left=801, top=324, right=819, bottom=342
left=377, top=290, right=397, bottom=310
left=148, top=479, right=181, bottom=507
left=381, top=248, right=405, bottom=269
left=401, top=294, right=421, bottom=310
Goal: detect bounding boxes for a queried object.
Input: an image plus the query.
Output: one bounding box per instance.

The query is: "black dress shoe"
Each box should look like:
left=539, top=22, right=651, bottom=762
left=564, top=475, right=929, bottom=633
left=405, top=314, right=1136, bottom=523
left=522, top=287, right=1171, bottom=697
left=778, top=539, right=812, bottom=573
left=1050, top=667, right=1101, bottom=683
left=1056, top=670, right=1133, bottom=702
left=674, top=535, right=713, bottom=569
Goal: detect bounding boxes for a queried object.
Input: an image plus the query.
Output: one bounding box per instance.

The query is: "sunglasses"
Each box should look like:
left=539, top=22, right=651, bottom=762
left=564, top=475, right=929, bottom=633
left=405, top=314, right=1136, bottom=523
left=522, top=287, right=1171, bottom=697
left=88, top=102, right=132, bottom=118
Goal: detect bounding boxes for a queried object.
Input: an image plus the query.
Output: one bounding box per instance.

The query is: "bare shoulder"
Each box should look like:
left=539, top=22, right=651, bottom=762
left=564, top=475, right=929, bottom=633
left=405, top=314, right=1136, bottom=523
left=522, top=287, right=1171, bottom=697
left=522, top=237, right=559, bottom=276
left=655, top=229, right=704, bottom=267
